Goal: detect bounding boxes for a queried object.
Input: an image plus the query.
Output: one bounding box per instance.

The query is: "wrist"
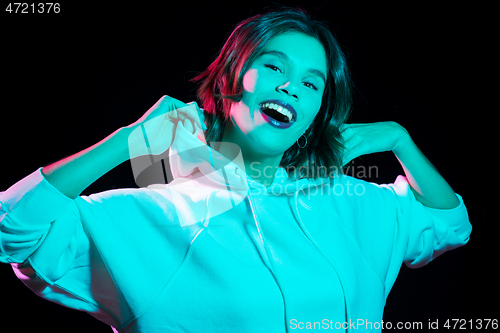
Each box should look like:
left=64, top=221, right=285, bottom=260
left=391, top=126, right=413, bottom=157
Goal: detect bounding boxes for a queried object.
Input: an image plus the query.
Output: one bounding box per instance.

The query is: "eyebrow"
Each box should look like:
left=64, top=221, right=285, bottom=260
left=260, top=50, right=327, bottom=84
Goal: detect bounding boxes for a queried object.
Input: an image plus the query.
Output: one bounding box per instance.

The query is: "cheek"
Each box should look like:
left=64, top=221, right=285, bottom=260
left=242, top=68, right=259, bottom=94
left=228, top=102, right=255, bottom=135
left=303, top=99, right=323, bottom=127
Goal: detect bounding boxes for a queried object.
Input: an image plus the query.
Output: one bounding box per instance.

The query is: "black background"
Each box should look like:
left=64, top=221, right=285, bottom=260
left=0, top=1, right=489, bottom=332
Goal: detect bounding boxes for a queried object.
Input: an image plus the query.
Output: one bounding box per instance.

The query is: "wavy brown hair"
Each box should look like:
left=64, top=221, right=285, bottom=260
left=192, top=7, right=352, bottom=180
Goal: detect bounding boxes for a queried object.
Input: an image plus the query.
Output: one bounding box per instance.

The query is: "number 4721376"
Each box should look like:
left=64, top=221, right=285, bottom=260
left=6, top=3, right=60, bottom=13
left=444, top=319, right=498, bottom=330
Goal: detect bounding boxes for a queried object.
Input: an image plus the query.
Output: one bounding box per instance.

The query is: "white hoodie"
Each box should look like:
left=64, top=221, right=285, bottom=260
left=0, top=123, right=472, bottom=332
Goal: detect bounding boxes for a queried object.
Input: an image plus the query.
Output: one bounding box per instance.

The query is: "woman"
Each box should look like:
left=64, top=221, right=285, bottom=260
left=0, top=8, right=471, bottom=333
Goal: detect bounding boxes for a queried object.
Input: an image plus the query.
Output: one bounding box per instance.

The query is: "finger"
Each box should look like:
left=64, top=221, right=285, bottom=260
left=161, top=95, right=188, bottom=110
left=192, top=103, right=208, bottom=131
left=339, top=123, right=349, bottom=133
left=165, top=108, right=178, bottom=123
left=341, top=134, right=364, bottom=166
left=199, top=108, right=208, bottom=131
left=344, top=139, right=368, bottom=163
left=182, top=117, right=195, bottom=135
left=194, top=120, right=207, bottom=144
left=193, top=103, right=205, bottom=121
left=340, top=125, right=355, bottom=143
left=181, top=102, right=204, bottom=130
left=157, top=95, right=189, bottom=119
left=165, top=100, right=204, bottom=132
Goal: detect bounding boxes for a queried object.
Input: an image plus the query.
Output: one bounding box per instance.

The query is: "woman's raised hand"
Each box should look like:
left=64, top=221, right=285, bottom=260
left=127, top=95, right=206, bottom=159
left=340, top=121, right=410, bottom=166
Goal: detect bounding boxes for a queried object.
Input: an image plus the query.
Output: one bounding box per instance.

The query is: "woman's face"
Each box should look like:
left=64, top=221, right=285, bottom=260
left=224, top=32, right=327, bottom=156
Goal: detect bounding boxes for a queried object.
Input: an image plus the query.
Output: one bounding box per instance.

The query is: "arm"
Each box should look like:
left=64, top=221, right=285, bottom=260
left=392, top=135, right=459, bottom=209
left=42, top=96, right=203, bottom=199
left=1, top=96, right=202, bottom=264
left=341, top=121, right=460, bottom=209
left=43, top=96, right=165, bottom=199
left=42, top=127, right=131, bottom=199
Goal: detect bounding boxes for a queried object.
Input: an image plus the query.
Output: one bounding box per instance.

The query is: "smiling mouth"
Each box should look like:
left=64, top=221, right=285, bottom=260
left=258, top=100, right=297, bottom=129
left=260, top=103, right=293, bottom=123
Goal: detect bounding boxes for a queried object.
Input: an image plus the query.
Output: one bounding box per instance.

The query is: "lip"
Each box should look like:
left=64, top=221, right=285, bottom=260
left=258, top=99, right=297, bottom=129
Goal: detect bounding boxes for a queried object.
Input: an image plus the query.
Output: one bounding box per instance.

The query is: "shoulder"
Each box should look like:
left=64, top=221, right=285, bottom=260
left=82, top=187, right=163, bottom=204
left=76, top=186, right=178, bottom=218
left=299, top=175, right=411, bottom=221
left=311, top=174, right=404, bottom=201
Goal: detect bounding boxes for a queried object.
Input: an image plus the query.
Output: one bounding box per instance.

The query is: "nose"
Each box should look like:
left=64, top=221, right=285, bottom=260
left=276, top=81, right=299, bottom=101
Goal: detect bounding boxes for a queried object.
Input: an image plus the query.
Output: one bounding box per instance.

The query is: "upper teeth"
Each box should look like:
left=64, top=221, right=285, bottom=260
left=261, top=103, right=293, bottom=122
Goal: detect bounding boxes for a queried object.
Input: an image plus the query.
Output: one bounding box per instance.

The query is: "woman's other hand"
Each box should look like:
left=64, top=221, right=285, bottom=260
left=340, top=121, right=411, bottom=166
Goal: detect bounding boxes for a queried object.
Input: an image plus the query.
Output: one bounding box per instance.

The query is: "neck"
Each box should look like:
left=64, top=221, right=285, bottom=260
left=217, top=129, right=283, bottom=188
left=242, top=151, right=283, bottom=187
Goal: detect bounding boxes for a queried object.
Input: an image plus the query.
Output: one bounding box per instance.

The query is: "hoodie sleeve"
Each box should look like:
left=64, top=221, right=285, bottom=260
left=0, top=168, right=74, bottom=264
left=385, top=175, right=472, bottom=268
left=0, top=168, right=124, bottom=328
left=1, top=168, right=197, bottom=330
left=377, top=175, right=472, bottom=297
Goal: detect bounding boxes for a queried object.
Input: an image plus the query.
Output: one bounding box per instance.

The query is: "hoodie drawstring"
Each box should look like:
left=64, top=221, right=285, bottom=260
left=293, top=188, right=350, bottom=333
left=247, top=191, right=291, bottom=333
left=203, top=157, right=349, bottom=332
left=203, top=191, right=217, bottom=227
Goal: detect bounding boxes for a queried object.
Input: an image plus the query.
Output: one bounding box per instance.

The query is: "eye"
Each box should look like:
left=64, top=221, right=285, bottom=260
left=303, top=81, right=319, bottom=91
left=264, top=64, right=282, bottom=73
